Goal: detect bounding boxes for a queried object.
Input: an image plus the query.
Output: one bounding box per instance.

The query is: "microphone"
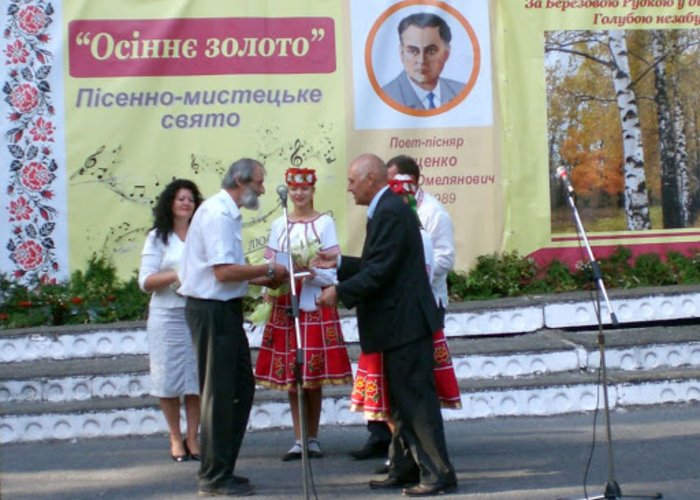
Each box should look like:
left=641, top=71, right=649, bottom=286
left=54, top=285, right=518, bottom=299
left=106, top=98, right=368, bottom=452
left=556, top=166, right=575, bottom=194
left=276, top=185, right=288, bottom=204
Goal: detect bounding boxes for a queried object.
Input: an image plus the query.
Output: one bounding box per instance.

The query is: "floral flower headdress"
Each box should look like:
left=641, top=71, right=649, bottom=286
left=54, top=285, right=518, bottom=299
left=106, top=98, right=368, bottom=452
left=285, top=167, right=317, bottom=187
left=388, top=174, right=417, bottom=195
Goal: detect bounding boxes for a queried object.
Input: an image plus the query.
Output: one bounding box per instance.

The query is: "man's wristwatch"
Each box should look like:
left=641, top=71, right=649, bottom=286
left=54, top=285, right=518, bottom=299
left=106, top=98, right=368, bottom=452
left=266, top=262, right=275, bottom=279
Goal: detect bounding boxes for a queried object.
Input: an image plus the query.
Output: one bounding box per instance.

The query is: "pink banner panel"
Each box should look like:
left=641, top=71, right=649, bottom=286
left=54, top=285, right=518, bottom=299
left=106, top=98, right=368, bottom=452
left=68, top=17, right=336, bottom=77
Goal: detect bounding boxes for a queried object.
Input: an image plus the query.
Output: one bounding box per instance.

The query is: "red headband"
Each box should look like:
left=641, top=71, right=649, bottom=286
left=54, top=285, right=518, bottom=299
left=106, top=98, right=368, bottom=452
left=285, top=168, right=317, bottom=187
left=388, top=174, right=417, bottom=195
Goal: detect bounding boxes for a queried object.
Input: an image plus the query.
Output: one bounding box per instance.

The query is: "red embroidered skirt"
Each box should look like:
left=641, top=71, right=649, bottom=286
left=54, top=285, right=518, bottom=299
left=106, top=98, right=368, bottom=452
left=254, top=292, right=353, bottom=391
left=350, top=329, right=462, bottom=421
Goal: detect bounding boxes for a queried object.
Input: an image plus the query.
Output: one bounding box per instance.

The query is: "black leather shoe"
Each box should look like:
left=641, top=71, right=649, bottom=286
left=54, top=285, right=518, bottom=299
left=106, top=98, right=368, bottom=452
left=171, top=453, right=189, bottom=463
left=349, top=441, right=390, bottom=460
left=402, top=481, right=458, bottom=497
left=233, top=475, right=249, bottom=484
left=198, top=481, right=254, bottom=497
left=369, top=476, right=419, bottom=489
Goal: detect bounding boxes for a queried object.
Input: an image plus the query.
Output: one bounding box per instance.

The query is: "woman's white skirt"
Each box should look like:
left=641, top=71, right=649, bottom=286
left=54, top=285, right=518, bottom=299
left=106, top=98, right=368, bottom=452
left=146, top=307, right=199, bottom=398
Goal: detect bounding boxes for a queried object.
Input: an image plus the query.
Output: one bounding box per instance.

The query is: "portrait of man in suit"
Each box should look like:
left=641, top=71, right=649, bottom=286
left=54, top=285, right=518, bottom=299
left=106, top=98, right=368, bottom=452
left=382, top=12, right=466, bottom=111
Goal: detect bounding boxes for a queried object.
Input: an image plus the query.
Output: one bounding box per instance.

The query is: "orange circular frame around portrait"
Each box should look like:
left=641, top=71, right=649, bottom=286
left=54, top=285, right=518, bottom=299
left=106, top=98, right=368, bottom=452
left=365, top=0, right=481, bottom=117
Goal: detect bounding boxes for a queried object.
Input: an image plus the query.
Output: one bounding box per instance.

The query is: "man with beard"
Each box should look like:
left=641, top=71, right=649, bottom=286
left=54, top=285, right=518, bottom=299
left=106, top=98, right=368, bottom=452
left=179, top=157, right=287, bottom=497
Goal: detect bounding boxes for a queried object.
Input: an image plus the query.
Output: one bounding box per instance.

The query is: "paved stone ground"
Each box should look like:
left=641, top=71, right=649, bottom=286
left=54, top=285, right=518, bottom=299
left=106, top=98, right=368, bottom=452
left=1, top=402, right=698, bottom=499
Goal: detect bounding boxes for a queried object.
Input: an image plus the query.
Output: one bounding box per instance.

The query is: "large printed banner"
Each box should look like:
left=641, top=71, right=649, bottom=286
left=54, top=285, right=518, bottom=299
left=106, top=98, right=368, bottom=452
left=2, top=0, right=699, bottom=285
left=1, top=0, right=496, bottom=282
left=497, top=1, right=700, bottom=267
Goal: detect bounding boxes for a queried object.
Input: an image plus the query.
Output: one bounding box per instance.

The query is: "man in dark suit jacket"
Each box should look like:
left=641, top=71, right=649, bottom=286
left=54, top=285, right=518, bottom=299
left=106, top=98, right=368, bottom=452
left=381, top=12, right=465, bottom=110
left=315, top=154, right=456, bottom=496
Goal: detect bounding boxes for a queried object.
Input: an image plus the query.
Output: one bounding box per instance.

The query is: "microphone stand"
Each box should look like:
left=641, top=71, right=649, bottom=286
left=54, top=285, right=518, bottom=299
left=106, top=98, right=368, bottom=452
left=557, top=176, right=662, bottom=500
left=278, top=188, right=312, bottom=500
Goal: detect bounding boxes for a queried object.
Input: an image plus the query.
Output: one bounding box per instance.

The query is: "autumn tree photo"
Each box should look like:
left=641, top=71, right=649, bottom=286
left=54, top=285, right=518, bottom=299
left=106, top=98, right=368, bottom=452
left=546, top=29, right=700, bottom=233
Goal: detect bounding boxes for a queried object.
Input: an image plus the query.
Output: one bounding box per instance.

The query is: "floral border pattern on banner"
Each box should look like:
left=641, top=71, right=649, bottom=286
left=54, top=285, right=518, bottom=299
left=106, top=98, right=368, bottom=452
left=3, top=0, right=59, bottom=284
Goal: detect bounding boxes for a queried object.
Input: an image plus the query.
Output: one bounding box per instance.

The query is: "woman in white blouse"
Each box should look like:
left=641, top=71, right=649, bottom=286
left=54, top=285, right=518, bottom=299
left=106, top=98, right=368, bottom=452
left=254, top=167, right=353, bottom=461
left=138, top=179, right=203, bottom=462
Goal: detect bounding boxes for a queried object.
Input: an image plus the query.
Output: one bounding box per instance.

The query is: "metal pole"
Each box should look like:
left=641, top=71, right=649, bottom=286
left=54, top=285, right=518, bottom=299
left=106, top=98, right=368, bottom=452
left=558, top=176, right=661, bottom=500
left=279, top=199, right=312, bottom=500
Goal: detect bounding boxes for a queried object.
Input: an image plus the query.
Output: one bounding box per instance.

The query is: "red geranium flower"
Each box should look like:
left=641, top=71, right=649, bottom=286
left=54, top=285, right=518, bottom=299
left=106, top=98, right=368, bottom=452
left=70, top=297, right=83, bottom=305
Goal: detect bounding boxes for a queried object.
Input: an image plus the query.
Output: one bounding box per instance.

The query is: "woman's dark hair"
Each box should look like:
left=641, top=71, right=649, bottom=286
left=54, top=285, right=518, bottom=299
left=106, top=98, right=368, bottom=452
left=150, top=179, right=203, bottom=244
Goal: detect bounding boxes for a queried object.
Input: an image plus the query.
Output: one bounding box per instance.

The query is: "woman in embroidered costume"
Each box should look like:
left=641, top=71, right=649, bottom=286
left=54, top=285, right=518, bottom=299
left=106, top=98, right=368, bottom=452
left=350, top=174, right=461, bottom=430
left=255, top=167, right=353, bottom=461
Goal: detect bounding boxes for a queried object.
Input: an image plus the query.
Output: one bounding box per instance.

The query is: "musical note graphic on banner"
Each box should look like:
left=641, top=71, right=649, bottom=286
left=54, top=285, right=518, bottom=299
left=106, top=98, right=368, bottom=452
left=102, top=221, right=148, bottom=255
left=256, top=122, right=338, bottom=168
left=190, top=153, right=225, bottom=176
left=318, top=122, right=337, bottom=164
left=70, top=145, right=123, bottom=181
left=290, top=139, right=304, bottom=167
left=128, top=185, right=146, bottom=199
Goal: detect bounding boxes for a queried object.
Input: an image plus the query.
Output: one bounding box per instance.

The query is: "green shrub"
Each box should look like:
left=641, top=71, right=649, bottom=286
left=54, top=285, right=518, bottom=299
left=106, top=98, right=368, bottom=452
left=541, top=259, right=581, bottom=293
left=451, top=251, right=538, bottom=299
left=4, top=247, right=700, bottom=328
left=666, top=251, right=700, bottom=284
left=448, top=246, right=700, bottom=302
left=0, top=254, right=148, bottom=329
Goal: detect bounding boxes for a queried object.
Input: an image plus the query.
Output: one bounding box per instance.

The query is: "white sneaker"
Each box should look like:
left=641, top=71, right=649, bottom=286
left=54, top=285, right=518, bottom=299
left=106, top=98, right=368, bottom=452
left=282, top=441, right=302, bottom=462
left=308, top=438, right=324, bottom=458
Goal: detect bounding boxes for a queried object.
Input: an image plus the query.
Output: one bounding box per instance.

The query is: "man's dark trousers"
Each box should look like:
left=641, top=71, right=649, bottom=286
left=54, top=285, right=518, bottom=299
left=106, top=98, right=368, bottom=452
left=186, top=297, right=255, bottom=489
left=385, top=334, right=454, bottom=485
left=361, top=304, right=447, bottom=454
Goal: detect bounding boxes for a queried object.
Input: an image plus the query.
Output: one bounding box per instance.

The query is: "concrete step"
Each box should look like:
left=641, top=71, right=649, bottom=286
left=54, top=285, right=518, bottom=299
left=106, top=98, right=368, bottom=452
left=3, top=326, right=699, bottom=405
left=2, top=287, right=700, bottom=444
left=3, top=362, right=699, bottom=444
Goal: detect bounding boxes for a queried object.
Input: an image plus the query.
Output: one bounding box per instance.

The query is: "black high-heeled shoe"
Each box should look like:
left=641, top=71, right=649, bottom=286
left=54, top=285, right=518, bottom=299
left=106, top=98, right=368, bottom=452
left=183, top=438, right=200, bottom=461
left=170, top=438, right=189, bottom=462
left=171, top=449, right=189, bottom=462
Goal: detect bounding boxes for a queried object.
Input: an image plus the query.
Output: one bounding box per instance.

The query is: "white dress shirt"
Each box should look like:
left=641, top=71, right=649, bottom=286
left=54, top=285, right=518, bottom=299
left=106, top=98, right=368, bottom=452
left=416, top=189, right=455, bottom=307
left=178, top=189, right=248, bottom=301
left=407, top=78, right=442, bottom=108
